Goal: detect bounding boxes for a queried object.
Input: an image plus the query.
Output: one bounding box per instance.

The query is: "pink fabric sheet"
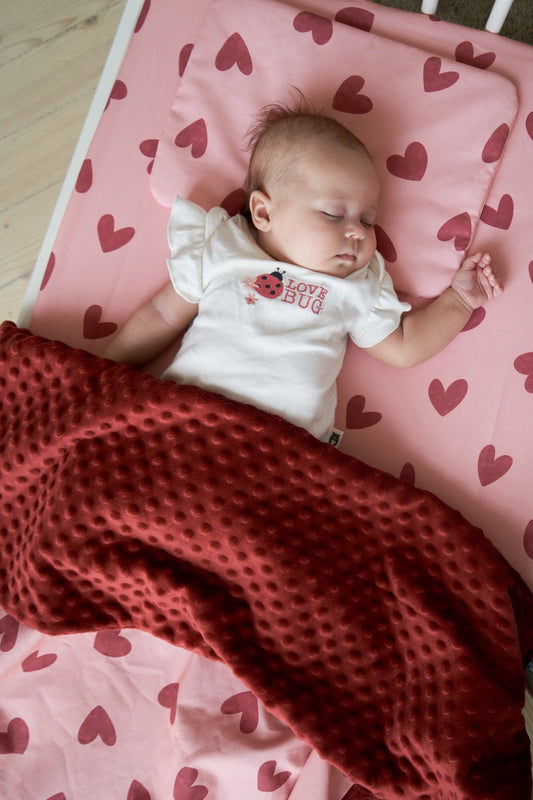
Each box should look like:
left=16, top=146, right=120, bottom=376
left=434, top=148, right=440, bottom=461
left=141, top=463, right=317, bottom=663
left=3, top=0, right=533, bottom=798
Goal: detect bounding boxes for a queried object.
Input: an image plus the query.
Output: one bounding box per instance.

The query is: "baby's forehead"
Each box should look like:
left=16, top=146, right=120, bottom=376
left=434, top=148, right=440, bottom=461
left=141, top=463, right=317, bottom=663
left=287, top=136, right=375, bottom=177
left=287, top=141, right=381, bottom=202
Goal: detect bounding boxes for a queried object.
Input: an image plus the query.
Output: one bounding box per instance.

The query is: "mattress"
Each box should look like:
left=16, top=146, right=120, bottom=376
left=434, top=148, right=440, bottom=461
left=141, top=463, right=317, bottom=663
left=2, top=1, right=533, bottom=798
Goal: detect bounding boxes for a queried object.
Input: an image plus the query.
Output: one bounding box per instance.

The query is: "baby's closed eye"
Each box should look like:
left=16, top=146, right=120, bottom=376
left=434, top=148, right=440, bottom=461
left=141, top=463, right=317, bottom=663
left=322, top=211, right=374, bottom=229
left=322, top=211, right=344, bottom=222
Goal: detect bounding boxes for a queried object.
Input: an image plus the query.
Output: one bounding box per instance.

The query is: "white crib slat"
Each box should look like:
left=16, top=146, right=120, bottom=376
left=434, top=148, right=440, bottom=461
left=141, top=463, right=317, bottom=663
left=485, top=0, right=515, bottom=32
left=421, top=0, right=439, bottom=13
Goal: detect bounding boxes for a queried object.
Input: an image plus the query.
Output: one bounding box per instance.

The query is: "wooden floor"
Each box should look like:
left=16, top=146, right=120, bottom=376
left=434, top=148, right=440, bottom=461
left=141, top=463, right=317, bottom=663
left=0, top=0, right=126, bottom=324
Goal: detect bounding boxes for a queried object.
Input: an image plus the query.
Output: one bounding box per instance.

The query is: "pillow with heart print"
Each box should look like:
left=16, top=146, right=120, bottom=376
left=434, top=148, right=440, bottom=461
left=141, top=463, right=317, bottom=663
left=150, top=0, right=518, bottom=298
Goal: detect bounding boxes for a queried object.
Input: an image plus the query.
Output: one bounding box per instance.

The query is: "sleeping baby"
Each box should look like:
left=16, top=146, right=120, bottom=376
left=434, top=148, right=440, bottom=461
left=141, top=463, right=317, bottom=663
left=103, top=100, right=502, bottom=440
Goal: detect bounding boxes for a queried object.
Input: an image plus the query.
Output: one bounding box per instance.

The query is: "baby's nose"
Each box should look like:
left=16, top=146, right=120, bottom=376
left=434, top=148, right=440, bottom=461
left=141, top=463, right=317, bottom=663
left=345, top=220, right=366, bottom=239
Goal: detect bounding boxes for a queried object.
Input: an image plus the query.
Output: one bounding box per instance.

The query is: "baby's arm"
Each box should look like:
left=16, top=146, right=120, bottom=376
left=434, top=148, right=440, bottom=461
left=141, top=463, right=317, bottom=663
left=366, top=253, right=502, bottom=368
left=102, top=280, right=198, bottom=367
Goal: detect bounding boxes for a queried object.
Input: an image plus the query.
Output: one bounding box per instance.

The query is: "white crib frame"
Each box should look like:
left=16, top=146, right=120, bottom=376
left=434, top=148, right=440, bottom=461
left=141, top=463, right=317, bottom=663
left=421, top=0, right=515, bottom=33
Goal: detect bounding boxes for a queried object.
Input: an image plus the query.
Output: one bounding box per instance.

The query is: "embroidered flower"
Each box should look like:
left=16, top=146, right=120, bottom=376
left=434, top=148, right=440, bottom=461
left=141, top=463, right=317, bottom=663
left=241, top=276, right=260, bottom=305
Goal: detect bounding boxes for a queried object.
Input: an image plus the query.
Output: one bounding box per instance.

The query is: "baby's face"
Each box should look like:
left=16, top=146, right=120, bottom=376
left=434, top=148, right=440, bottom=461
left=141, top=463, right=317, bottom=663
left=252, top=141, right=380, bottom=278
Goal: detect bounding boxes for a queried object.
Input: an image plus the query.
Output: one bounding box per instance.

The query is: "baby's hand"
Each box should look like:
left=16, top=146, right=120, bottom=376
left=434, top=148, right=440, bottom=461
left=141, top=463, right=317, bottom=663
left=451, top=252, right=503, bottom=309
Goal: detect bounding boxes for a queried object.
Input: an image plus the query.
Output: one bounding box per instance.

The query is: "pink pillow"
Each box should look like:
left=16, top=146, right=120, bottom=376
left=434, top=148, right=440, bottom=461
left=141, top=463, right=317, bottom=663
left=150, top=0, right=517, bottom=298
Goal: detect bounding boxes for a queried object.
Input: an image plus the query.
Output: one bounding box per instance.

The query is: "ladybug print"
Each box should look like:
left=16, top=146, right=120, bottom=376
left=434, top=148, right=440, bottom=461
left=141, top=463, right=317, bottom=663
left=254, top=270, right=285, bottom=298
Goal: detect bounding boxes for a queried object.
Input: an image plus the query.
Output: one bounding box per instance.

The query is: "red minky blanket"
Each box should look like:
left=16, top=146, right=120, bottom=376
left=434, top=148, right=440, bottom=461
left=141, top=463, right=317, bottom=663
left=1, top=320, right=532, bottom=799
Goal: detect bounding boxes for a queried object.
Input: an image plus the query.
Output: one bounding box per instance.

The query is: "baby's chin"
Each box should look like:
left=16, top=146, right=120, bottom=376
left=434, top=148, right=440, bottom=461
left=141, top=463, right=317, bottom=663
left=306, top=256, right=368, bottom=279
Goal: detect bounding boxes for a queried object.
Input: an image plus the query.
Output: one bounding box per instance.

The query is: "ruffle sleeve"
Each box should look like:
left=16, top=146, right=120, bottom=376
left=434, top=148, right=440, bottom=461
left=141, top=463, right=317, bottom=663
left=349, top=252, right=411, bottom=349
left=167, top=196, right=229, bottom=303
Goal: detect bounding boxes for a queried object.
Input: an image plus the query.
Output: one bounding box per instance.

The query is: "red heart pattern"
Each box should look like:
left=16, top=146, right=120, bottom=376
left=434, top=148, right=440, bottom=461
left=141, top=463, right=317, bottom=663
left=437, top=212, right=471, bottom=251
left=173, top=767, right=208, bottom=800
left=527, top=111, right=533, bottom=140
left=221, top=690, right=259, bottom=733
left=127, top=781, right=151, bottom=800
left=134, top=0, right=151, bottom=33
left=514, top=352, right=533, bottom=393
left=346, top=395, right=382, bottom=429
left=482, top=123, right=509, bottom=163
left=386, top=142, right=428, bottom=181
left=480, top=193, right=514, bottom=229
left=0, top=614, right=19, bottom=651
left=140, top=139, right=158, bottom=173
left=220, top=187, right=248, bottom=216
left=332, top=75, right=373, bottom=114
left=46, top=794, right=67, bottom=800
left=524, top=520, right=533, bottom=559
left=455, top=41, right=495, bottom=70
left=76, top=159, right=93, bottom=193
left=461, top=306, right=485, bottom=332
left=257, top=760, right=291, bottom=791
left=399, top=462, right=416, bottom=485
left=78, top=706, right=117, bottom=746
left=94, top=629, right=132, bottom=657
left=215, top=33, right=252, bottom=74
left=175, top=119, right=208, bottom=158
left=126, top=781, right=152, bottom=800
left=158, top=682, right=180, bottom=724
left=105, top=79, right=128, bottom=111
left=478, top=445, right=513, bottom=486
left=335, top=7, right=374, bottom=32
left=97, top=214, right=135, bottom=252
left=179, top=43, right=194, bottom=77
left=423, top=57, right=459, bottom=91
left=0, top=718, right=29, bottom=754
left=374, top=224, right=397, bottom=263
left=22, top=650, right=58, bottom=672
left=293, top=11, right=333, bottom=45
left=83, top=305, right=118, bottom=340
left=428, top=378, right=468, bottom=416
left=40, top=252, right=55, bottom=291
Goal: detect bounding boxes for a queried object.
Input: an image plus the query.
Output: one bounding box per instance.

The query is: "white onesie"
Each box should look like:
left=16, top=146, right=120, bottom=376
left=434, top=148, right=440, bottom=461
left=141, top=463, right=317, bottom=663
left=163, top=196, right=410, bottom=440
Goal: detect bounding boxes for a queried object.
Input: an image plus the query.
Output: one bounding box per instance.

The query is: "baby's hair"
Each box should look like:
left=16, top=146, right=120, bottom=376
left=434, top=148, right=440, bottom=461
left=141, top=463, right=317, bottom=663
left=244, top=95, right=370, bottom=199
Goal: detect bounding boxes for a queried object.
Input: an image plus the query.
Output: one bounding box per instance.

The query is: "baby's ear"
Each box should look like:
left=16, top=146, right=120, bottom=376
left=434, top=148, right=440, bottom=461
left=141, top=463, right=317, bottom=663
left=249, top=190, right=272, bottom=231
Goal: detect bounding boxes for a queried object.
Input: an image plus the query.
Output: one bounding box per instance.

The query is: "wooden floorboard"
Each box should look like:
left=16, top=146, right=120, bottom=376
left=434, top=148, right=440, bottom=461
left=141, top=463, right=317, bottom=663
left=0, top=0, right=125, bottom=323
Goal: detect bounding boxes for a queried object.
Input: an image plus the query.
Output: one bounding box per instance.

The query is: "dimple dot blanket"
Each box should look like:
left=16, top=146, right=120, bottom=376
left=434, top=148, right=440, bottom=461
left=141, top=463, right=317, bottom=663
left=0, top=321, right=532, bottom=800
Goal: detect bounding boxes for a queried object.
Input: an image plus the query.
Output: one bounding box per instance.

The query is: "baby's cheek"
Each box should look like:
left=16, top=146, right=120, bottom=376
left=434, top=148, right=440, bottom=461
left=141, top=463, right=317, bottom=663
left=363, top=231, right=377, bottom=261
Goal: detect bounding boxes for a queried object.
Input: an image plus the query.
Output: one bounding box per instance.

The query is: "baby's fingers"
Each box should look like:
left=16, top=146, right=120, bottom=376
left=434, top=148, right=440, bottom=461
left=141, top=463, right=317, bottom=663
left=474, top=252, right=491, bottom=268
left=485, top=266, right=503, bottom=295
left=462, top=252, right=490, bottom=272
left=479, top=263, right=503, bottom=297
